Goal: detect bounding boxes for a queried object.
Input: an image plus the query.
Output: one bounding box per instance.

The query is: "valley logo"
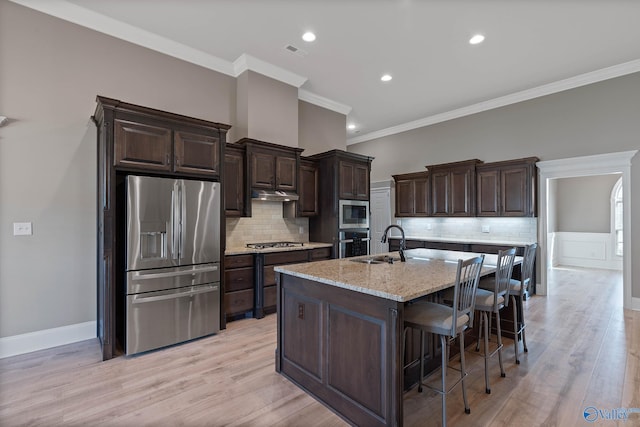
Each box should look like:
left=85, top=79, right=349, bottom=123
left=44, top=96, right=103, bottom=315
left=583, top=406, right=640, bottom=422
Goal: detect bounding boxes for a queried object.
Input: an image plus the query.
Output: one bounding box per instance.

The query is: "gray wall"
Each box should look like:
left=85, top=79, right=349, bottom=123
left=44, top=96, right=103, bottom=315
left=349, top=73, right=640, bottom=298
left=555, top=174, right=621, bottom=233
left=0, top=1, right=236, bottom=337
left=298, top=101, right=347, bottom=155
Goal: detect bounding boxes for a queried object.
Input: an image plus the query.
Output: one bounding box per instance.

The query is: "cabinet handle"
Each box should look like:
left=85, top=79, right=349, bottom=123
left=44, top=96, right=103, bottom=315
left=175, top=156, right=180, bottom=166
left=166, top=153, right=170, bottom=165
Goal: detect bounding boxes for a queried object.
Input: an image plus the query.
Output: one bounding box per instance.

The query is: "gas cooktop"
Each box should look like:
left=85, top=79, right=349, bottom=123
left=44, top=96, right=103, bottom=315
left=246, top=242, right=305, bottom=249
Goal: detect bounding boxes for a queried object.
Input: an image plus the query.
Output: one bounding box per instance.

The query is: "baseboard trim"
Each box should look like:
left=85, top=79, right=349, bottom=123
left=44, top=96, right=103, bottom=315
left=633, top=297, right=640, bottom=311
left=0, top=321, right=96, bottom=359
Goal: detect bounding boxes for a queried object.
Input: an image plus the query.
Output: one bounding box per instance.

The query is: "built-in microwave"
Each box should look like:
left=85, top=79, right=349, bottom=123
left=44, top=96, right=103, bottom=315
left=339, top=200, right=369, bottom=229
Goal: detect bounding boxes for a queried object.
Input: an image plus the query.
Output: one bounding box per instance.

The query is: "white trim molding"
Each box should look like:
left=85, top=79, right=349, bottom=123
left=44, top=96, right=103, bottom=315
left=298, top=89, right=352, bottom=115
left=347, top=59, right=640, bottom=145
left=537, top=150, right=638, bottom=310
left=0, top=321, right=96, bottom=359
left=233, top=54, right=307, bottom=88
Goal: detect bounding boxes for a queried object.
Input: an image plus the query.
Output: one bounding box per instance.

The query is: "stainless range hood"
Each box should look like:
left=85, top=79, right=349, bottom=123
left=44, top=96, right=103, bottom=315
left=251, top=189, right=300, bottom=202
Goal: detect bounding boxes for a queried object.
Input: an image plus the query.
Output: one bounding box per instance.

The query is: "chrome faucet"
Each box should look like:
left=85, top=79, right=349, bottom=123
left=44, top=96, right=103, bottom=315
left=381, top=224, right=406, bottom=262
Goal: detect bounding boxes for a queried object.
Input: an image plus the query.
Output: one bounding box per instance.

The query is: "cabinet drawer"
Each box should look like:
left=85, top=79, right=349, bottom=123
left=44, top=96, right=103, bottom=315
left=264, top=250, right=309, bottom=265
left=311, top=247, right=332, bottom=260
left=264, top=266, right=276, bottom=287
left=225, top=254, right=254, bottom=269
left=224, top=289, right=254, bottom=316
left=224, top=267, right=254, bottom=292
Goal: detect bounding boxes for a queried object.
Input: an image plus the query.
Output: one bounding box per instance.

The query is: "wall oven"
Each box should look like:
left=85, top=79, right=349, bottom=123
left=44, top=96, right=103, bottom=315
left=339, top=200, right=369, bottom=229
left=339, top=229, right=370, bottom=258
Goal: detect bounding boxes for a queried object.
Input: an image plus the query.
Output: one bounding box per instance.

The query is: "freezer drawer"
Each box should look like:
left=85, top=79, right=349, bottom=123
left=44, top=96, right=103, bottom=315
left=127, top=262, right=220, bottom=294
left=126, top=283, right=220, bottom=355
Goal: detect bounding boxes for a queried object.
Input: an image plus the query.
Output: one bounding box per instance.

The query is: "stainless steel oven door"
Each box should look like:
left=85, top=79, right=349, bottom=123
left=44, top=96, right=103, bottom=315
left=339, top=230, right=370, bottom=258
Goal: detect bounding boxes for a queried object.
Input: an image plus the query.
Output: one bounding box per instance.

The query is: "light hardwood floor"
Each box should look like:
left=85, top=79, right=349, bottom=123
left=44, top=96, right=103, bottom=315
left=1, top=267, right=638, bottom=426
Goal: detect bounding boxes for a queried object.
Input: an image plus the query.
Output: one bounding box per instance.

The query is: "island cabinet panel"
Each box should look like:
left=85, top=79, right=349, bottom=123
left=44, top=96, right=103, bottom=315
left=277, top=273, right=403, bottom=427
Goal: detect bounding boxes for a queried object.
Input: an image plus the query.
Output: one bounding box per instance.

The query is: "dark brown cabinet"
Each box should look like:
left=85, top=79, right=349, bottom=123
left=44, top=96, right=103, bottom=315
left=113, top=119, right=221, bottom=177
left=297, top=158, right=319, bottom=216
left=476, top=157, right=539, bottom=217
left=428, top=159, right=481, bottom=217
left=224, top=254, right=255, bottom=320
left=261, top=250, right=311, bottom=316
left=339, top=160, right=369, bottom=200
left=392, top=171, right=429, bottom=217
left=224, top=144, right=244, bottom=217
left=93, top=96, right=229, bottom=361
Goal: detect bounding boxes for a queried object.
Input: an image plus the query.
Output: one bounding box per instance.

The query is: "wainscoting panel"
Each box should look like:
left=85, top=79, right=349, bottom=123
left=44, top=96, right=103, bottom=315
left=553, top=232, right=622, bottom=270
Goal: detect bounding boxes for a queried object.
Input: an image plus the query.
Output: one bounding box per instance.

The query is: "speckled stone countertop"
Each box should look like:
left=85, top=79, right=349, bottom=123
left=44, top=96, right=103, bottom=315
left=275, top=248, right=513, bottom=302
left=225, top=242, right=333, bottom=256
left=386, top=235, right=536, bottom=246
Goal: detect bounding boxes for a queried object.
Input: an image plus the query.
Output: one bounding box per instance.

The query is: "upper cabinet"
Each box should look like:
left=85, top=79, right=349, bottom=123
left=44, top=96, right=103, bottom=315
left=224, top=143, right=245, bottom=217
left=237, top=138, right=304, bottom=217
left=106, top=98, right=228, bottom=178
left=476, top=157, right=539, bottom=217
left=428, top=159, right=481, bottom=217
left=339, top=160, right=370, bottom=200
left=298, top=158, right=319, bottom=216
left=392, top=171, right=430, bottom=217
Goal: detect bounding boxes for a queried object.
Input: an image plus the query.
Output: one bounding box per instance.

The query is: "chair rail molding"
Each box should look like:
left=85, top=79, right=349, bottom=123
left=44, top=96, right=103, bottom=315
left=537, top=150, right=638, bottom=311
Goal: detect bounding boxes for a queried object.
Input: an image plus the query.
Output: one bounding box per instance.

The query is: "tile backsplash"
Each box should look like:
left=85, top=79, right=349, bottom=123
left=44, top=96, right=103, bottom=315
left=397, top=217, right=538, bottom=243
left=226, top=200, right=309, bottom=248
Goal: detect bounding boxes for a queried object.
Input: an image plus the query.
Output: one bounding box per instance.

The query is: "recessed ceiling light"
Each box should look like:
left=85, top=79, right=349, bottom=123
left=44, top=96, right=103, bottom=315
left=469, top=34, right=485, bottom=45
left=381, top=74, right=392, bottom=82
left=347, top=124, right=356, bottom=130
left=302, top=32, right=316, bottom=42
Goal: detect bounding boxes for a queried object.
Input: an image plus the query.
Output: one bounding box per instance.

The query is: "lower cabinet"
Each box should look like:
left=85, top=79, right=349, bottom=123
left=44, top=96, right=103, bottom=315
left=224, top=254, right=255, bottom=320
left=224, top=247, right=333, bottom=322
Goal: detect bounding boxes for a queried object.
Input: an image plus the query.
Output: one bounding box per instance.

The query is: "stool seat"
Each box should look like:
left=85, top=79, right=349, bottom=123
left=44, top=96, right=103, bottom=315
left=405, top=302, right=470, bottom=336
left=474, top=288, right=504, bottom=310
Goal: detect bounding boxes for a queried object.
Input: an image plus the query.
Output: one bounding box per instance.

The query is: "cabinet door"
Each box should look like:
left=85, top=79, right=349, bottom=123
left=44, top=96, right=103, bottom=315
left=354, top=164, right=369, bottom=200
left=477, top=169, right=500, bottom=216
left=338, top=161, right=355, bottom=199
left=450, top=167, right=474, bottom=216
left=502, top=166, right=530, bottom=216
left=224, top=151, right=244, bottom=216
left=276, top=155, right=297, bottom=190
left=251, top=152, right=276, bottom=188
left=414, top=176, right=430, bottom=216
left=174, top=131, right=220, bottom=177
left=114, top=119, right=172, bottom=171
left=299, top=162, right=318, bottom=216
left=395, top=180, right=414, bottom=216
left=430, top=171, right=450, bottom=216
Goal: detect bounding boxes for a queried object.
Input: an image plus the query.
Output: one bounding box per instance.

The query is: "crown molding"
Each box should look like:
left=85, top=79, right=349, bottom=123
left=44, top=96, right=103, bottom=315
left=233, top=54, right=307, bottom=87
left=348, top=58, right=640, bottom=145
left=298, top=90, right=352, bottom=115
left=536, top=150, right=638, bottom=176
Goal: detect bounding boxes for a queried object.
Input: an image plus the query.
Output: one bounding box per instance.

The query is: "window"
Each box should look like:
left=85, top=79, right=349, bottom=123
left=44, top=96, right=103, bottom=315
left=612, top=177, right=623, bottom=257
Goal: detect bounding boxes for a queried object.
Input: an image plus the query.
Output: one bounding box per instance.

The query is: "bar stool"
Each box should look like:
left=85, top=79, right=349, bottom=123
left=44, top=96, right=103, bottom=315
left=509, top=243, right=538, bottom=364
left=475, top=247, right=516, bottom=394
left=404, top=255, right=484, bottom=427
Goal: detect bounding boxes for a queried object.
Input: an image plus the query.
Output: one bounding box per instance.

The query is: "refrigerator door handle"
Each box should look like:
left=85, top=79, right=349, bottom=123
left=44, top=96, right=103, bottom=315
left=179, top=181, right=186, bottom=259
left=131, top=284, right=219, bottom=304
left=171, top=184, right=180, bottom=260
left=132, top=265, right=219, bottom=280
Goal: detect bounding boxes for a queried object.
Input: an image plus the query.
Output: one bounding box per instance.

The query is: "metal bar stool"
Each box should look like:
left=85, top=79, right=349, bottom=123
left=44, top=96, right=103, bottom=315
left=509, top=242, right=538, bottom=364
left=403, top=255, right=484, bottom=427
left=475, top=247, right=516, bottom=394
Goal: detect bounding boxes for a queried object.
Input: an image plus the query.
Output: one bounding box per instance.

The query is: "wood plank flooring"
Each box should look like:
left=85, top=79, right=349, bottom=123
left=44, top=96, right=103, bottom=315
left=1, top=267, right=638, bottom=426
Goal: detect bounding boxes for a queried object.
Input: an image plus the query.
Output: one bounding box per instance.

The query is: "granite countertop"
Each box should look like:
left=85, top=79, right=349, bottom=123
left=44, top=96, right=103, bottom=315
left=275, top=248, right=512, bottom=303
left=386, top=235, right=536, bottom=246
left=225, top=242, right=333, bottom=256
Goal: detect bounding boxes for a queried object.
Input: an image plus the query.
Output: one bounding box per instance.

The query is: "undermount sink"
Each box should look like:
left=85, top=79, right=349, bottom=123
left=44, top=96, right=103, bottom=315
left=350, top=255, right=401, bottom=264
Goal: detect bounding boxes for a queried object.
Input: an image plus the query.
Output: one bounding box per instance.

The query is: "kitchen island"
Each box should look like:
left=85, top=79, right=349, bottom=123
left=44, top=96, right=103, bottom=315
left=274, top=249, right=511, bottom=427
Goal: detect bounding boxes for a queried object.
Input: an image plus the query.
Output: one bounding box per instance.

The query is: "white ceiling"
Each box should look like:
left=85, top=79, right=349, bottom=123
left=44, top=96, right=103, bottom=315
left=14, top=0, right=640, bottom=144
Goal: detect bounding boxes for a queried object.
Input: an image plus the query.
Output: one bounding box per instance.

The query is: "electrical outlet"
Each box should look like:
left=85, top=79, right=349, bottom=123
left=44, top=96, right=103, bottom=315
left=299, top=226, right=304, bottom=234
left=481, top=225, right=490, bottom=233
left=426, top=223, right=432, bottom=230
left=13, top=222, right=33, bottom=236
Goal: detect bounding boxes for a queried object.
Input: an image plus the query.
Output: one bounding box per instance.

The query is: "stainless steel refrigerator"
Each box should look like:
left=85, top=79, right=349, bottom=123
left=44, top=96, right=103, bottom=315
left=125, top=175, right=221, bottom=355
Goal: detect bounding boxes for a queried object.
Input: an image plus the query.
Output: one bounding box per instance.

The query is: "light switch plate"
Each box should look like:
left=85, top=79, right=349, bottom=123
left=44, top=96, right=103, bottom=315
left=13, top=222, right=32, bottom=236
